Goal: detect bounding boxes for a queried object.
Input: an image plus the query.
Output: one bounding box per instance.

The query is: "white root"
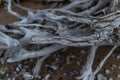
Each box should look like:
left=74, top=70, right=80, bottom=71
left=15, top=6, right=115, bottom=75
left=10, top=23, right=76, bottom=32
left=76, top=46, right=117, bottom=80
left=94, top=46, right=117, bottom=75
left=76, top=46, right=98, bottom=80
left=7, top=44, right=65, bottom=62
left=6, top=0, right=24, bottom=19
left=33, top=53, right=51, bottom=78
left=0, top=0, right=119, bottom=79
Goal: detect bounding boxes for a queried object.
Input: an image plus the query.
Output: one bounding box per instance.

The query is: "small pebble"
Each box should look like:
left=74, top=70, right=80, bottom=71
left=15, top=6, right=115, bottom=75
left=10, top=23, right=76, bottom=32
left=23, top=65, right=29, bottom=69
left=45, top=65, right=56, bottom=72
left=44, top=74, right=50, bottom=80
left=0, top=58, right=5, bottom=64
left=70, top=70, right=78, bottom=76
left=0, top=70, right=5, bottom=74
left=49, top=65, right=58, bottom=70
left=81, top=50, right=85, bottom=54
left=55, top=58, right=59, bottom=62
left=116, top=54, right=120, bottom=59
left=76, top=61, right=80, bottom=65
left=23, top=72, right=33, bottom=79
left=105, top=69, right=111, bottom=75
left=7, top=78, right=12, bottom=80
left=118, top=66, right=120, bottom=69
left=62, top=48, right=68, bottom=52
left=109, top=78, right=113, bottom=80
left=66, top=56, right=70, bottom=64
left=97, top=74, right=107, bottom=80
left=63, top=72, right=68, bottom=76
left=111, top=64, right=117, bottom=69
left=12, top=77, right=16, bottom=80
left=37, top=76, right=41, bottom=79
left=111, top=67, right=114, bottom=70
left=117, top=74, right=120, bottom=78
left=6, top=73, right=9, bottom=77
left=16, top=67, right=20, bottom=72
left=71, top=55, right=75, bottom=59
left=18, top=63, right=22, bottom=69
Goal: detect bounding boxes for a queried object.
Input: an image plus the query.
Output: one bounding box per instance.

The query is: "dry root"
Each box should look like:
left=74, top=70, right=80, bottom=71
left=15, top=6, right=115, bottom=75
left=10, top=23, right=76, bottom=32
left=0, top=0, right=119, bottom=79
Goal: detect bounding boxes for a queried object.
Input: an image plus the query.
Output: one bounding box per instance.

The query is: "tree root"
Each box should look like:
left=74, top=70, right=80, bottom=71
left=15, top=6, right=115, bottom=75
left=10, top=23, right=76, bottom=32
left=33, top=53, right=51, bottom=78
left=76, top=46, right=117, bottom=80
left=76, top=46, right=98, bottom=80
left=0, top=0, right=119, bottom=79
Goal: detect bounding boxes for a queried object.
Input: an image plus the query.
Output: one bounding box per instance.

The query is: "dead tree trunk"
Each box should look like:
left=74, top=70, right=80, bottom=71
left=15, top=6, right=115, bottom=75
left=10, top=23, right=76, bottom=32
left=0, top=0, right=119, bottom=79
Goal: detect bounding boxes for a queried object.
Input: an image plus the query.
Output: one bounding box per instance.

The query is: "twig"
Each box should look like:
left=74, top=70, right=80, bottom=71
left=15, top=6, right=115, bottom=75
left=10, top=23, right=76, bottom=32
left=94, top=46, right=117, bottom=75
left=62, top=0, right=90, bottom=10
left=6, top=0, right=24, bottom=19
left=13, top=1, right=37, bottom=12
left=78, top=0, right=111, bottom=15
left=76, top=46, right=98, bottom=80
left=33, top=53, right=51, bottom=78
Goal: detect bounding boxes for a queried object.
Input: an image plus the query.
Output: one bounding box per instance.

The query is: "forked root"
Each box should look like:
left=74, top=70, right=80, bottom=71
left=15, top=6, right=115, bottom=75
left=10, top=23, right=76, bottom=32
left=76, top=46, right=117, bottom=80
left=0, top=0, right=119, bottom=79
left=76, top=46, right=98, bottom=80
left=33, top=53, right=51, bottom=78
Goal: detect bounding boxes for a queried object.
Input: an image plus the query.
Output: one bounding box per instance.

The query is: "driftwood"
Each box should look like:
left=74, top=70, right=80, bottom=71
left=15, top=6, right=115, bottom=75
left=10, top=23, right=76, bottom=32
left=0, top=0, right=119, bottom=79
